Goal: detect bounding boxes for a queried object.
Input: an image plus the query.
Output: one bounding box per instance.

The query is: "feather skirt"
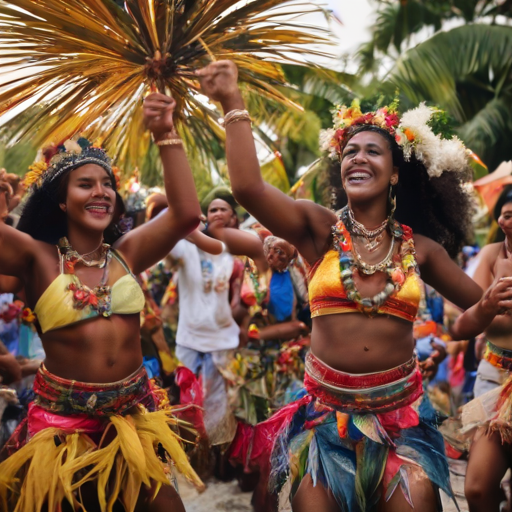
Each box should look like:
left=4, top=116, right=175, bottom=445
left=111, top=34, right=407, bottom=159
left=231, top=352, right=455, bottom=512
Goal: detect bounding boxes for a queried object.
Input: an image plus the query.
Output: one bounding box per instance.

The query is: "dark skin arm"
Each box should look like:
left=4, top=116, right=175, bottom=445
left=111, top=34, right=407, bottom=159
left=0, top=275, right=23, bottom=294
left=415, top=235, right=512, bottom=340
left=115, top=94, right=202, bottom=274
left=451, top=243, right=512, bottom=340
left=186, top=227, right=224, bottom=255
left=207, top=220, right=268, bottom=274
left=0, top=341, right=22, bottom=384
left=196, top=61, right=335, bottom=265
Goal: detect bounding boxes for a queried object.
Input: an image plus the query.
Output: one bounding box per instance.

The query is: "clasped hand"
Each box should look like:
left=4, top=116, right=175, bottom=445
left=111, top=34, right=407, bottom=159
left=143, top=93, right=176, bottom=141
left=483, top=258, right=512, bottom=316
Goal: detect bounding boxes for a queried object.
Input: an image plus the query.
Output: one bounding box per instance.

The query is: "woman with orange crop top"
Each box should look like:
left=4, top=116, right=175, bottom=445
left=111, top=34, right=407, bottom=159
left=0, top=93, right=205, bottom=511
left=196, top=61, right=512, bottom=512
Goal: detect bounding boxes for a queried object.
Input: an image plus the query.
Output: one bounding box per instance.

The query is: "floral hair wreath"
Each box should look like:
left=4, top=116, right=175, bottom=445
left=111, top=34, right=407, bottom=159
left=319, top=99, right=471, bottom=179
left=23, top=137, right=115, bottom=191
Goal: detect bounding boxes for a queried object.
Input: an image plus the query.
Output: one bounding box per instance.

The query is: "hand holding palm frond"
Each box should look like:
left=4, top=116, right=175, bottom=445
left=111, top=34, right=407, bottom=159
left=0, top=0, right=331, bottom=171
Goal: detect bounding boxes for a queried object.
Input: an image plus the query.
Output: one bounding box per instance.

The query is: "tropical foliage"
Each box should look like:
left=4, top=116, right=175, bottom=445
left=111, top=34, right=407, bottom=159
left=0, top=0, right=333, bottom=191
left=348, top=1, right=512, bottom=173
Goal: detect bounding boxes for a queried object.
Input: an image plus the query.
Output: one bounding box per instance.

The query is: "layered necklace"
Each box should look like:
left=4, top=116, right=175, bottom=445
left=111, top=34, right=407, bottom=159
left=58, top=237, right=113, bottom=317
left=332, top=207, right=417, bottom=316
left=346, top=208, right=388, bottom=253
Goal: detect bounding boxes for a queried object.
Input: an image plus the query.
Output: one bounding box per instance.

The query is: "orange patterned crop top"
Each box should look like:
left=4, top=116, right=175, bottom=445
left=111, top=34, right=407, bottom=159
left=308, top=218, right=422, bottom=322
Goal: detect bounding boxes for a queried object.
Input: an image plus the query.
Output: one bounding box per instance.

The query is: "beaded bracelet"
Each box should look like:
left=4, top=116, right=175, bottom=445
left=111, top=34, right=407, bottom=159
left=220, top=109, right=252, bottom=127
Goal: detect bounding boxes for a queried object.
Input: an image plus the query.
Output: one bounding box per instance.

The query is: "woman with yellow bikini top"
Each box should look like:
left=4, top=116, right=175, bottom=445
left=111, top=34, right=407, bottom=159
left=197, top=60, right=512, bottom=512
left=0, top=94, right=205, bottom=511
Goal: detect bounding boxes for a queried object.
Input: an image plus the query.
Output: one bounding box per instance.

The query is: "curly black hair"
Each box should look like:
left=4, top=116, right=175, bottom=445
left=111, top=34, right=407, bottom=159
left=329, top=125, right=474, bottom=258
left=17, top=169, right=125, bottom=246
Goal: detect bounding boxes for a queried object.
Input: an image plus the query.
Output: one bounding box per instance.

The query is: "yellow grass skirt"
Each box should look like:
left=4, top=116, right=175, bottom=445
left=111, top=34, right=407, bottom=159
left=0, top=365, right=204, bottom=512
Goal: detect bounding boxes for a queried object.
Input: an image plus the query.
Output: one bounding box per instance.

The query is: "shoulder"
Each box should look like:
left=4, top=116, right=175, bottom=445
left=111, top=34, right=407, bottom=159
left=412, top=233, right=445, bottom=266
left=296, top=199, right=336, bottom=224
left=296, top=200, right=336, bottom=264
left=477, top=242, right=502, bottom=261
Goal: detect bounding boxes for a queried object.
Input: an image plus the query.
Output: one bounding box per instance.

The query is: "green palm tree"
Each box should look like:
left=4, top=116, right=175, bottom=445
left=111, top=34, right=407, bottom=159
left=357, top=0, right=512, bottom=75
left=389, top=24, right=512, bottom=171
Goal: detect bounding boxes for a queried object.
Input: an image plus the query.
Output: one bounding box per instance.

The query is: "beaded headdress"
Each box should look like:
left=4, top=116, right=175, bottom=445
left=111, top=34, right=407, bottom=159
left=320, top=100, right=471, bottom=179
left=23, top=137, right=115, bottom=191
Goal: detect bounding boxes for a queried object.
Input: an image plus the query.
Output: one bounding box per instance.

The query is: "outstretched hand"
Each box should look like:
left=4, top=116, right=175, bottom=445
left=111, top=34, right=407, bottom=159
left=143, top=93, right=176, bottom=141
left=196, top=60, right=241, bottom=107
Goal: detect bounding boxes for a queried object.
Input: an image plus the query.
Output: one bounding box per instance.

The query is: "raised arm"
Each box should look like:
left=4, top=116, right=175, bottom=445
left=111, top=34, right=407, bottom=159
left=115, top=93, right=201, bottom=274
left=0, top=184, right=34, bottom=281
left=197, top=61, right=334, bottom=264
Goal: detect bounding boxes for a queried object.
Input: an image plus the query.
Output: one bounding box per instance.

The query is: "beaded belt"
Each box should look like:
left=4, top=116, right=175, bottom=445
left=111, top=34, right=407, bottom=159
left=483, top=339, right=512, bottom=372
left=304, top=352, right=423, bottom=413
left=33, top=364, right=157, bottom=416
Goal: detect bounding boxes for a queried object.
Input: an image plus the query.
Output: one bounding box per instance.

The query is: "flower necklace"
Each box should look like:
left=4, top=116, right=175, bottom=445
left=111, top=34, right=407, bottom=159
left=332, top=207, right=417, bottom=316
left=57, top=237, right=113, bottom=317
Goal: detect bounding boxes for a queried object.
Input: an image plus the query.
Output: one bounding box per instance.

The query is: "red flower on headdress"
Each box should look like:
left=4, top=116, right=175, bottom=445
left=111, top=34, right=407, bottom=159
left=385, top=114, right=399, bottom=128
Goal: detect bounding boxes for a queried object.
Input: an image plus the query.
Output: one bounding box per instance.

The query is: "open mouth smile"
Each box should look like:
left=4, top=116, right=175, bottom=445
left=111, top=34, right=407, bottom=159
left=346, top=170, right=372, bottom=184
left=85, top=203, right=112, bottom=217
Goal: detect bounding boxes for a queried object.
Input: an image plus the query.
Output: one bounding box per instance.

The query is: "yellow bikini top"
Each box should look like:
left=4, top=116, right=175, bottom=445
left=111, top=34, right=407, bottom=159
left=308, top=215, right=423, bottom=322
left=34, top=249, right=145, bottom=334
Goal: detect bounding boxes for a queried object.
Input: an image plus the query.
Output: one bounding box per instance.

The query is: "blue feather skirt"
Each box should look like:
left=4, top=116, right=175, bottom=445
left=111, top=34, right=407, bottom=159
left=235, top=352, right=457, bottom=512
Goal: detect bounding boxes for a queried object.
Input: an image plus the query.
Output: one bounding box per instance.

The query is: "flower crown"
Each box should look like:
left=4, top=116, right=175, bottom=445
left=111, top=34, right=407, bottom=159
left=320, top=100, right=471, bottom=179
left=23, top=137, right=114, bottom=190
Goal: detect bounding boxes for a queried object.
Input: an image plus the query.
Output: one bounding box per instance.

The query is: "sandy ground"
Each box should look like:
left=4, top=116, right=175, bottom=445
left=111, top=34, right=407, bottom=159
left=179, top=458, right=470, bottom=512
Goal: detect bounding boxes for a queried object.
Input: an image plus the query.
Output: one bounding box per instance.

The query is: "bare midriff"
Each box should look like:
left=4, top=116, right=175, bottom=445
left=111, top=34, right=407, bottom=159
left=41, top=314, right=143, bottom=383
left=311, top=313, right=415, bottom=374
left=485, top=317, right=512, bottom=352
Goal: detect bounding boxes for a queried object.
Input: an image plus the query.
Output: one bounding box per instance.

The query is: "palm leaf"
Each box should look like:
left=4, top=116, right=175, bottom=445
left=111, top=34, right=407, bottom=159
left=0, top=0, right=333, bottom=175
left=389, top=24, right=512, bottom=169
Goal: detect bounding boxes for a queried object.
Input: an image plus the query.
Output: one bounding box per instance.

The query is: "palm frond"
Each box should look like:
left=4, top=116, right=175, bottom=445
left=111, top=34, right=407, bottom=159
left=389, top=23, right=512, bottom=169
left=0, top=0, right=334, bottom=175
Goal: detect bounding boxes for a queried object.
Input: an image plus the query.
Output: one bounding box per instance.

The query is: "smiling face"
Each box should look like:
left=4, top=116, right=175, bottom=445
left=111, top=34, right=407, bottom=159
left=340, top=130, right=398, bottom=206
left=61, top=164, right=116, bottom=233
left=207, top=198, right=237, bottom=227
left=499, top=202, right=512, bottom=239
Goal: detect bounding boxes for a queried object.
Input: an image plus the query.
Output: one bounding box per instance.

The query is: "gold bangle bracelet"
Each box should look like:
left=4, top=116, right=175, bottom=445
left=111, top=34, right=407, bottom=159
left=156, top=138, right=183, bottom=147
left=225, top=116, right=251, bottom=127
left=220, top=109, right=251, bottom=127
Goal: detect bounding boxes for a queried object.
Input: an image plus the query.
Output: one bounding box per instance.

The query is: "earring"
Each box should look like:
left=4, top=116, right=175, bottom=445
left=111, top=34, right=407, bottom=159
left=388, top=184, right=396, bottom=217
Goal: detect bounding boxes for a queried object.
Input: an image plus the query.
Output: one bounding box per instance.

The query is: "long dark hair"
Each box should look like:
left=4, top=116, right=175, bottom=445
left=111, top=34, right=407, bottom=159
left=330, top=125, right=474, bottom=258
left=17, top=168, right=125, bottom=245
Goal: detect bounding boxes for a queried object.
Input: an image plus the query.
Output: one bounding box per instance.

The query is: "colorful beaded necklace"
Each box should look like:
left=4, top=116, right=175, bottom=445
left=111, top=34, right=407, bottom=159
left=57, top=238, right=113, bottom=317
left=332, top=207, right=417, bottom=316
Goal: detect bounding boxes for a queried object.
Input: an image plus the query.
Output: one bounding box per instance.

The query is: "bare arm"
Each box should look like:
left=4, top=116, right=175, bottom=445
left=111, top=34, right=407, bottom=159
left=0, top=274, right=23, bottom=294
left=0, top=222, right=35, bottom=281
left=450, top=244, right=512, bottom=340
left=207, top=221, right=268, bottom=273
left=115, top=94, right=201, bottom=274
left=417, top=235, right=483, bottom=311
left=186, top=228, right=223, bottom=255
left=419, top=237, right=512, bottom=340
left=0, top=342, right=21, bottom=384
left=197, top=61, right=335, bottom=264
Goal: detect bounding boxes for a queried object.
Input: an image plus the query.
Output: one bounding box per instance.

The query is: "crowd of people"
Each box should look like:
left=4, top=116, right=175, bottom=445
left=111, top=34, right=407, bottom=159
left=0, top=60, right=511, bottom=512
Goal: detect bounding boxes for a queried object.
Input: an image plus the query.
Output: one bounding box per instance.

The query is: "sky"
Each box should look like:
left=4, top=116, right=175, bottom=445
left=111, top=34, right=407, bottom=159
left=326, top=0, right=373, bottom=53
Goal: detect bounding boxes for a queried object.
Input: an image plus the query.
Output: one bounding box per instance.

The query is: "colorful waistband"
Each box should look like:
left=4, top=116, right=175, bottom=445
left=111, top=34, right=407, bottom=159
left=33, top=364, right=157, bottom=416
left=483, top=340, right=512, bottom=372
left=304, top=352, right=422, bottom=413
